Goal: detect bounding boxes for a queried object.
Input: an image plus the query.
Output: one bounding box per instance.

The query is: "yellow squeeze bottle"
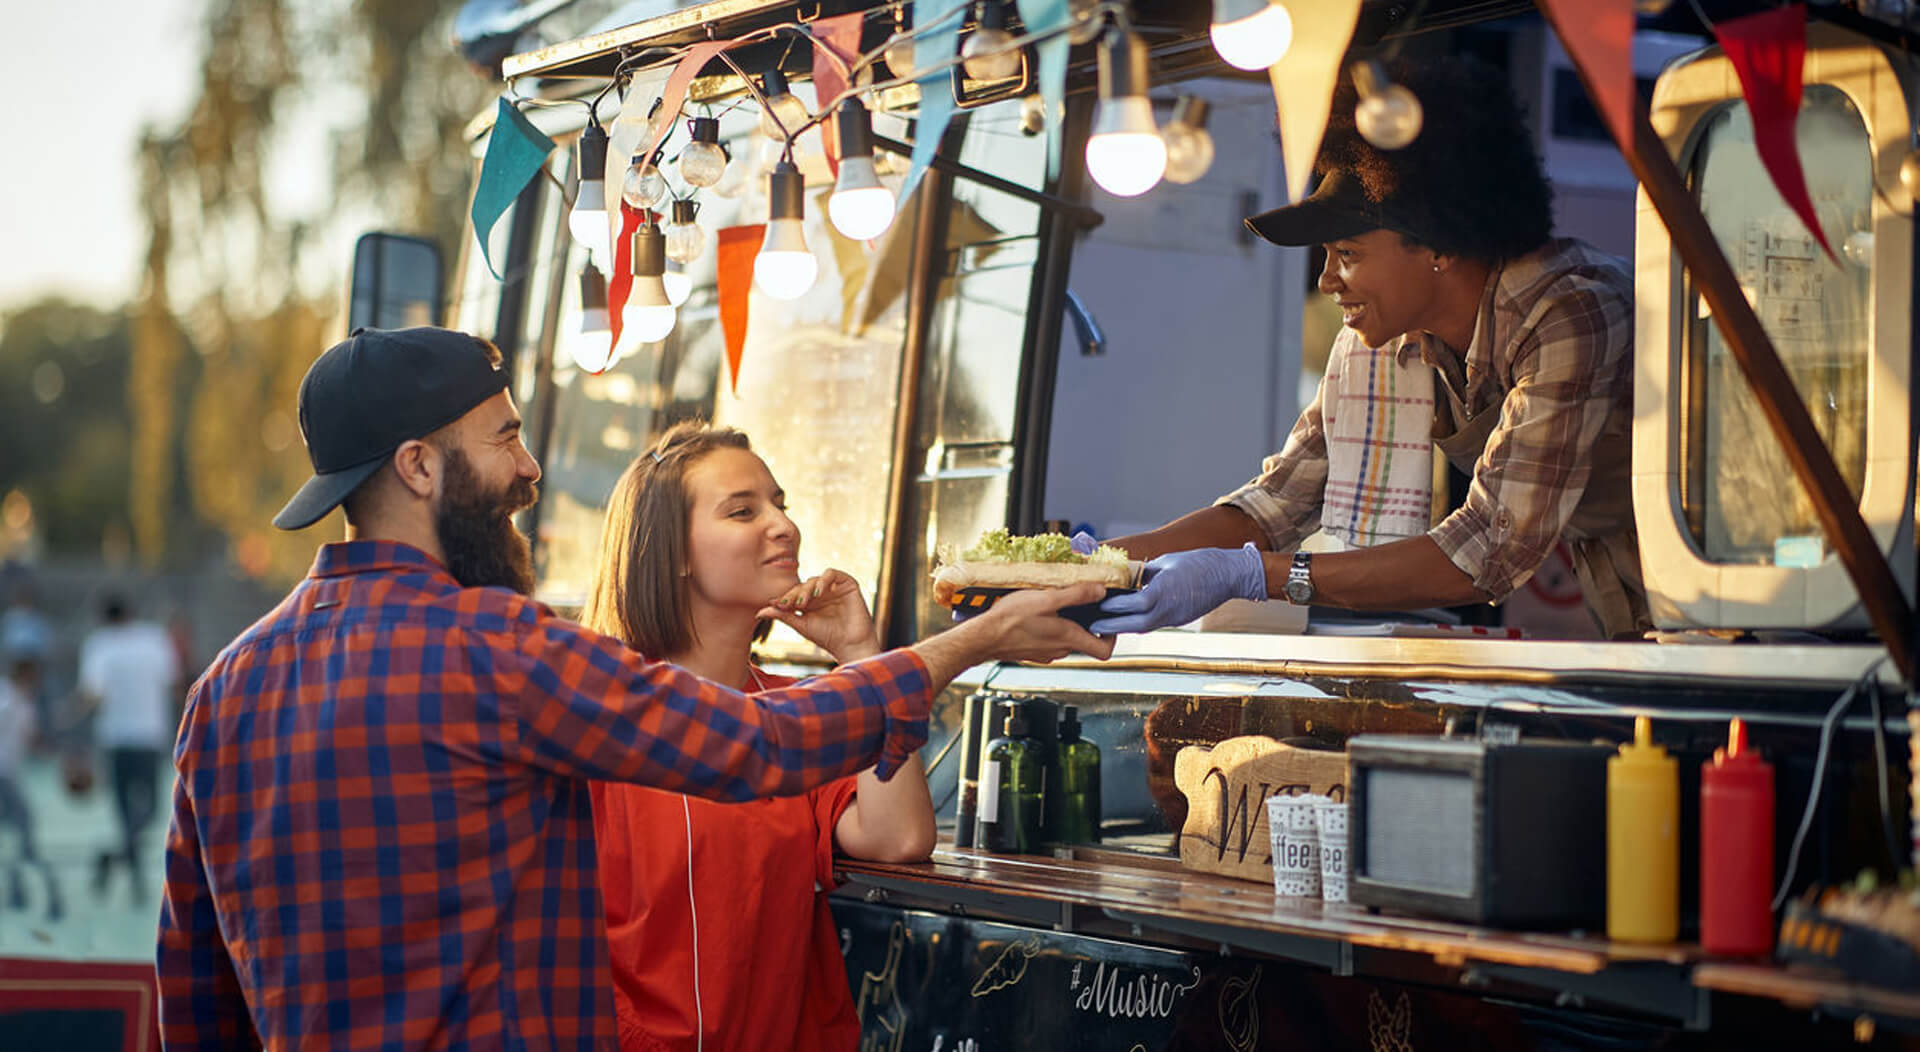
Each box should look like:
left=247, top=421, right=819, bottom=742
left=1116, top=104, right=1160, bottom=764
left=1607, top=716, right=1679, bottom=942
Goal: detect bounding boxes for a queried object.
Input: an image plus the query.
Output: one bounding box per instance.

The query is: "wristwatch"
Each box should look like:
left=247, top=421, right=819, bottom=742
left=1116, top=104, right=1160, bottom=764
left=1283, top=551, right=1315, bottom=605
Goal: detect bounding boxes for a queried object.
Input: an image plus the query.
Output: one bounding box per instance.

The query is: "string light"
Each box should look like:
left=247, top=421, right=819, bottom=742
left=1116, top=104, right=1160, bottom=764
left=961, top=0, right=1023, bottom=81
left=1209, top=0, right=1292, bottom=71
left=1161, top=96, right=1216, bottom=184
left=622, top=148, right=669, bottom=211
left=884, top=6, right=916, bottom=79
left=1085, top=30, right=1165, bottom=197
left=828, top=99, right=897, bottom=240
left=1353, top=60, right=1423, bottom=150
left=571, top=261, right=616, bottom=373
left=758, top=69, right=811, bottom=142
left=756, top=160, right=818, bottom=299
left=680, top=117, right=729, bottom=188
left=567, top=124, right=612, bottom=261
left=618, top=218, right=678, bottom=354
left=664, top=198, right=706, bottom=264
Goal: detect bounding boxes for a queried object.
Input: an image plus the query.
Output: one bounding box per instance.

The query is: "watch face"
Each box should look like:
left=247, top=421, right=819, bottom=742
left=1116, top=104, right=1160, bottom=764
left=1285, top=578, right=1313, bottom=604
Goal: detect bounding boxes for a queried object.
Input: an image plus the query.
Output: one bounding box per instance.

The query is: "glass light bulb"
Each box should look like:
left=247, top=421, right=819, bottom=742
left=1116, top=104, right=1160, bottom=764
left=680, top=141, right=728, bottom=188
left=884, top=38, right=916, bottom=80
left=1900, top=150, right=1920, bottom=198
left=759, top=93, right=811, bottom=141
left=962, top=28, right=1023, bottom=81
left=622, top=160, right=668, bottom=211
left=756, top=217, right=817, bottom=299
left=664, top=267, right=693, bottom=306
left=1086, top=97, right=1166, bottom=197
left=571, top=309, right=616, bottom=373
left=828, top=156, right=896, bottom=240
left=665, top=221, right=705, bottom=263
left=1161, top=122, right=1215, bottom=184
left=1357, top=84, right=1423, bottom=150
left=1209, top=1, right=1293, bottom=71
left=622, top=302, right=678, bottom=345
left=568, top=181, right=611, bottom=261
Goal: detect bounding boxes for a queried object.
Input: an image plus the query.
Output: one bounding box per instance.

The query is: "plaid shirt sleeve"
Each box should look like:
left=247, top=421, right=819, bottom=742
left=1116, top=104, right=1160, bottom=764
left=156, top=712, right=260, bottom=1051
left=1217, top=371, right=1329, bottom=552
left=496, top=601, right=931, bottom=799
left=1428, top=276, right=1633, bottom=599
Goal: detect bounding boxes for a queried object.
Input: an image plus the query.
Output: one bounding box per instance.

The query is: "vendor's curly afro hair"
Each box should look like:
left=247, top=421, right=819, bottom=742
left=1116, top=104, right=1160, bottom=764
left=1318, top=55, right=1554, bottom=264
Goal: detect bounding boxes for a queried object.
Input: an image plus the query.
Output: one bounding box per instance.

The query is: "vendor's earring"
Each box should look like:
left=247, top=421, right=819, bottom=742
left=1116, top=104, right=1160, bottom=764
left=1432, top=262, right=1442, bottom=272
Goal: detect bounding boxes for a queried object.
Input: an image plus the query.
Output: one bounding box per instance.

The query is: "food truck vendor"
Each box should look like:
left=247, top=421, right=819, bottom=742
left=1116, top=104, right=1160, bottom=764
left=1090, top=55, right=1650, bottom=640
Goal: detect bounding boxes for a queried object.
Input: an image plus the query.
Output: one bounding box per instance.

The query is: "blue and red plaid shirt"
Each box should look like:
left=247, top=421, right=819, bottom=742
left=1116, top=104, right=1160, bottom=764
left=156, top=540, right=930, bottom=1051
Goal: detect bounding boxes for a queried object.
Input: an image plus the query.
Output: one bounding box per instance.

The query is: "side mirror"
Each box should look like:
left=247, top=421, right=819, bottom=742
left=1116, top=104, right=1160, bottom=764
left=348, top=232, right=444, bottom=333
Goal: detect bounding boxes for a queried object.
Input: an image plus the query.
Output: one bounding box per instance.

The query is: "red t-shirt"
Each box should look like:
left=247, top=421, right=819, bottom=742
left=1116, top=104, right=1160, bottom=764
left=590, top=669, right=861, bottom=1052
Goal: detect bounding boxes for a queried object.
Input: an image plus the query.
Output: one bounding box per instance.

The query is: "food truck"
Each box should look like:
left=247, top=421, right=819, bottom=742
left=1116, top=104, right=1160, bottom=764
left=338, top=0, right=1920, bottom=1046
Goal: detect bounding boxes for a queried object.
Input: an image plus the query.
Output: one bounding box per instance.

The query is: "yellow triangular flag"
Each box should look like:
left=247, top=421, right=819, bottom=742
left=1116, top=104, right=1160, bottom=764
left=1269, top=0, right=1364, bottom=203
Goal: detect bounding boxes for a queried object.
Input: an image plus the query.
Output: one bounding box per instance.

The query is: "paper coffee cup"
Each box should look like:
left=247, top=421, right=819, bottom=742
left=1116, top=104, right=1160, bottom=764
left=1267, top=793, right=1323, bottom=898
left=1316, top=798, right=1350, bottom=903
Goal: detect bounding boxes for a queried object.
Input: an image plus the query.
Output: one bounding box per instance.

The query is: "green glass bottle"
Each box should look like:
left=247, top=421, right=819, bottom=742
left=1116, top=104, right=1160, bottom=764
left=1052, top=705, right=1102, bottom=845
left=976, top=704, right=1045, bottom=853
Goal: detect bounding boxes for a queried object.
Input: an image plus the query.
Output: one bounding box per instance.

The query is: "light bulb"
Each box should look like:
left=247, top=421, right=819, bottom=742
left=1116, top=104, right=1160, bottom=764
left=1354, top=61, right=1423, bottom=150
left=680, top=117, right=728, bottom=188
left=1161, top=97, right=1215, bottom=184
left=568, top=124, right=612, bottom=261
left=1843, top=230, right=1875, bottom=267
left=1209, top=0, right=1292, bottom=71
left=664, top=264, right=693, bottom=306
left=572, top=262, right=616, bottom=372
left=621, top=152, right=668, bottom=211
left=828, top=100, right=896, bottom=240
left=1900, top=150, right=1920, bottom=198
left=1086, top=31, right=1165, bottom=197
left=756, top=221, right=818, bottom=300
left=618, top=220, right=678, bottom=355
left=757, top=69, right=811, bottom=141
left=664, top=198, right=704, bottom=263
left=962, top=3, right=1022, bottom=82
left=620, top=300, right=677, bottom=347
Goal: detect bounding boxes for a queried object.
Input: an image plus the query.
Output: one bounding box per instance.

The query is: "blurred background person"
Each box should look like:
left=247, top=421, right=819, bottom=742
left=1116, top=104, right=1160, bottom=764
left=0, top=648, right=61, bottom=920
left=76, top=592, right=181, bottom=902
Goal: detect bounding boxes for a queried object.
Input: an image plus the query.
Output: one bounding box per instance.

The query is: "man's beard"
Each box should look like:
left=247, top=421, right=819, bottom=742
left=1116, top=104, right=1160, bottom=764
left=434, top=449, right=538, bottom=595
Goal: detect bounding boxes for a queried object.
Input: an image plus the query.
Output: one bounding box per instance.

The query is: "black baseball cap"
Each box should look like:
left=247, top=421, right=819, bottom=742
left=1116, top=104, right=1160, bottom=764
left=273, top=327, right=510, bottom=530
left=1244, top=169, right=1426, bottom=247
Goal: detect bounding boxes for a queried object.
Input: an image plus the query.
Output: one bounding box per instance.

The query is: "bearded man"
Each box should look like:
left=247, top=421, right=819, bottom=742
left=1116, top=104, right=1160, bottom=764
left=156, top=327, right=1110, bottom=1051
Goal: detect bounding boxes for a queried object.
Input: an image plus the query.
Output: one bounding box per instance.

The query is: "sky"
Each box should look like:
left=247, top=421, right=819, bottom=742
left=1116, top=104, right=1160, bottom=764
left=2, top=2, right=204, bottom=311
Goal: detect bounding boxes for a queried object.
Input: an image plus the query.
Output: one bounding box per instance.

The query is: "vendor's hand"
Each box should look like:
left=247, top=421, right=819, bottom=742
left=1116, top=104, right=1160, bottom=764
left=1069, top=531, right=1099, bottom=556
left=759, top=569, right=881, bottom=662
left=968, top=583, right=1116, bottom=663
left=1088, top=544, right=1267, bottom=635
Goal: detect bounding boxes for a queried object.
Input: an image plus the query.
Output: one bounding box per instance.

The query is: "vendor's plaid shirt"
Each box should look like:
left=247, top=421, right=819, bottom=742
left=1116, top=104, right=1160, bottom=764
left=156, top=540, right=930, bottom=1051
left=1221, top=238, right=1634, bottom=599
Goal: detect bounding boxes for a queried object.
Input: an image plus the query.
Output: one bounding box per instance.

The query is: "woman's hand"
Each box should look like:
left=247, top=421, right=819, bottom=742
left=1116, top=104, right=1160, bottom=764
left=759, top=568, right=882, bottom=662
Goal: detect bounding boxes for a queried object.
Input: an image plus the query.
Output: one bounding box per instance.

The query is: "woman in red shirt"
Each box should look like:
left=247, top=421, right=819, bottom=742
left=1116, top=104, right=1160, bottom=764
left=582, top=422, right=936, bottom=1052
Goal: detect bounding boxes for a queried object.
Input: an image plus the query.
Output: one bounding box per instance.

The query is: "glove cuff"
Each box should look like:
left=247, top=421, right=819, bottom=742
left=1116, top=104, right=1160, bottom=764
left=1236, top=543, right=1269, bottom=603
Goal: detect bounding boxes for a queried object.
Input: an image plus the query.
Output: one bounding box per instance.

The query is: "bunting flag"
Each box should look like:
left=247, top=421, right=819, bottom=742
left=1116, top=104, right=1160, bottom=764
left=605, top=203, right=647, bottom=350
left=1537, top=0, right=1635, bottom=156
left=1022, top=0, right=1073, bottom=180
left=1713, top=5, right=1836, bottom=261
left=902, top=1, right=967, bottom=203
left=810, top=12, right=867, bottom=178
left=717, top=225, right=765, bottom=393
left=1267, top=0, right=1363, bottom=203
left=471, top=97, right=556, bottom=279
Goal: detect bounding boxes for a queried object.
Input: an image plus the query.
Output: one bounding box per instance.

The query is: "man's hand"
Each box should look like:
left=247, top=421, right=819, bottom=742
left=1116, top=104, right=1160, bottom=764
left=759, top=569, right=882, bottom=663
left=1088, top=544, right=1267, bottom=635
left=911, top=583, right=1115, bottom=687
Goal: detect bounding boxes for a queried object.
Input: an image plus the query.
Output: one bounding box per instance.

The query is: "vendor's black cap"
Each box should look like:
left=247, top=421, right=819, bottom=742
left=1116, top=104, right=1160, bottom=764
left=273, top=327, right=510, bottom=530
left=1244, top=169, right=1424, bottom=247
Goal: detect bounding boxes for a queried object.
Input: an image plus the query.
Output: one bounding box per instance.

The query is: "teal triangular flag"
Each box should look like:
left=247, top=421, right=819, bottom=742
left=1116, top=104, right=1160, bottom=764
left=472, top=97, right=556, bottom=280
left=1021, top=0, right=1072, bottom=180
left=901, top=2, right=966, bottom=204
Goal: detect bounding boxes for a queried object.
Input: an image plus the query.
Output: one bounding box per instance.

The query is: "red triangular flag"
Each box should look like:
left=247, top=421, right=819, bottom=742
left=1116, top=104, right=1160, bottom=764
left=1714, top=6, right=1836, bottom=262
left=606, top=203, right=646, bottom=350
left=1536, top=0, right=1635, bottom=155
left=810, top=12, right=866, bottom=180
left=716, top=225, right=765, bottom=393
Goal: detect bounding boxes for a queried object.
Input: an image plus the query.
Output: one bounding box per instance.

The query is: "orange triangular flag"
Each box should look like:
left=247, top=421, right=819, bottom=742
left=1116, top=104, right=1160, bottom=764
left=716, top=225, right=765, bottom=393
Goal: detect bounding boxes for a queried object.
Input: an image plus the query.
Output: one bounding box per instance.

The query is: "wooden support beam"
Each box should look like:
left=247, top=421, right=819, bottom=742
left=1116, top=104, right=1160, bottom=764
left=1539, top=5, right=1914, bottom=683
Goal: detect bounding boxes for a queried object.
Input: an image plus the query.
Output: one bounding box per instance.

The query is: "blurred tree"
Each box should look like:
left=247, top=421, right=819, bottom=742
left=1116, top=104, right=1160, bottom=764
left=135, top=0, right=483, bottom=582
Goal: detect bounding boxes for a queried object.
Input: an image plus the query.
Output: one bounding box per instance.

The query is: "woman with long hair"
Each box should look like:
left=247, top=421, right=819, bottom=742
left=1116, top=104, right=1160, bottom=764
left=583, top=421, right=935, bottom=1052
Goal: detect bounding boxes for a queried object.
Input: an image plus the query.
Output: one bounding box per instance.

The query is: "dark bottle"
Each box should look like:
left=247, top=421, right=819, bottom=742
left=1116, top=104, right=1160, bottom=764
left=1052, top=705, right=1102, bottom=845
left=952, top=690, right=995, bottom=848
left=976, top=704, right=1045, bottom=853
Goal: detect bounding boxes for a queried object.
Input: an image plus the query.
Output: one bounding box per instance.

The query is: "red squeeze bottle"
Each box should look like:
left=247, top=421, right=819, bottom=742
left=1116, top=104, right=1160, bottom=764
left=1700, top=718, right=1774, bottom=955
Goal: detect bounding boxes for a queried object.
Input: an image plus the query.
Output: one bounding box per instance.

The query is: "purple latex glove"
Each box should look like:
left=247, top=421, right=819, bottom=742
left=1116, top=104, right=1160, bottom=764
left=1088, top=544, right=1268, bottom=635
left=1069, top=531, right=1099, bottom=556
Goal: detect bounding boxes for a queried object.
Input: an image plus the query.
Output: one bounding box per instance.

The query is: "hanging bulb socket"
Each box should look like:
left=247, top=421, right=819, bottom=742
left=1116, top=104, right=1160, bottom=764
left=631, top=219, right=666, bottom=279
left=578, top=124, right=609, bottom=184
left=837, top=96, right=877, bottom=159
left=1172, top=96, right=1209, bottom=130
left=979, top=0, right=1008, bottom=31
left=769, top=158, right=805, bottom=221
left=671, top=197, right=701, bottom=227
left=689, top=116, right=721, bottom=145
left=1098, top=28, right=1151, bottom=103
left=762, top=68, right=791, bottom=101
left=579, top=260, right=609, bottom=313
